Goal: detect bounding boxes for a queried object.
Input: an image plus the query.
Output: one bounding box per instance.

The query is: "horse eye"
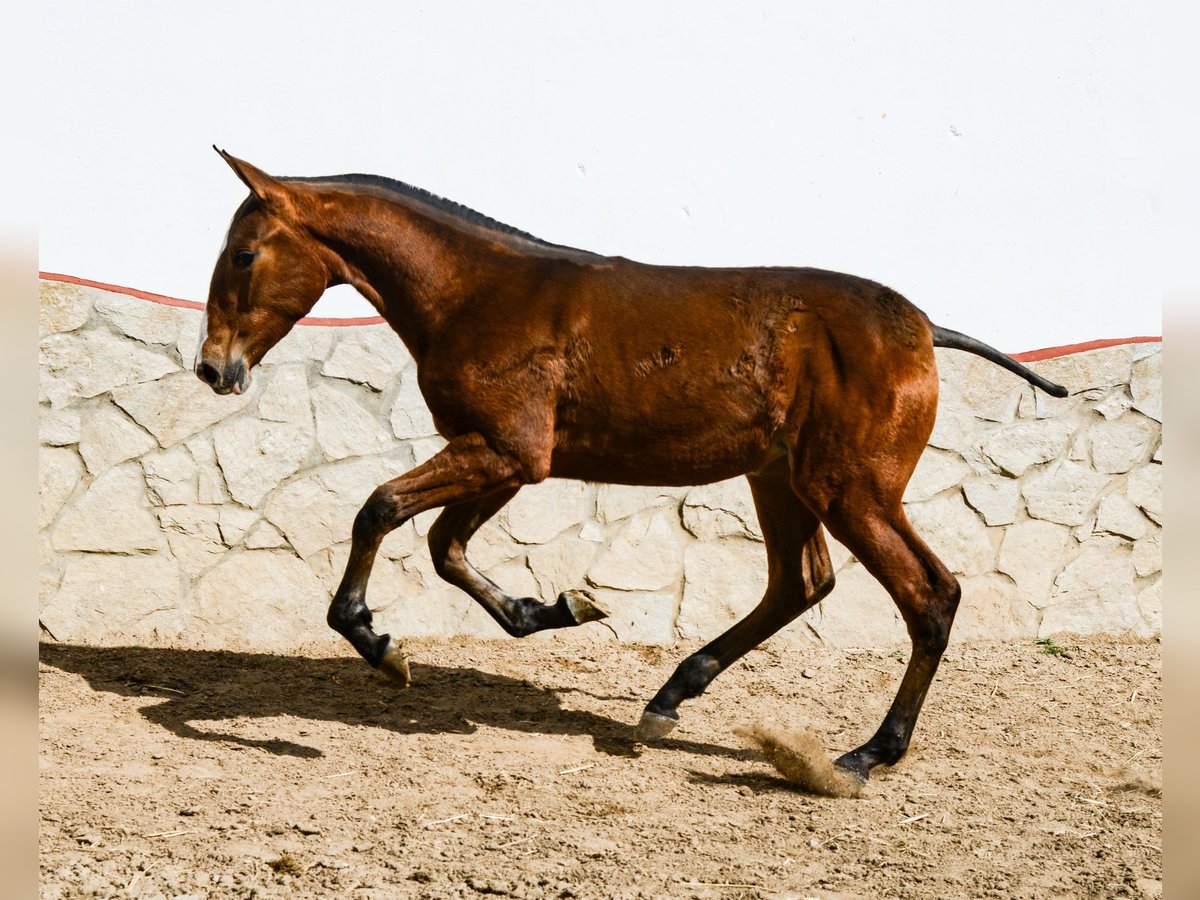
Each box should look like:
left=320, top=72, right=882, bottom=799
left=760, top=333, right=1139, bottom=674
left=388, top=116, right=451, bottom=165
left=233, top=249, right=256, bottom=269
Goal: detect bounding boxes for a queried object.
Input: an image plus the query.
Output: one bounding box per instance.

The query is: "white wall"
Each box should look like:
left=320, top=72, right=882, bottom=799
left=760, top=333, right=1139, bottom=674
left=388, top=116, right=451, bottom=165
left=40, top=1, right=1159, bottom=352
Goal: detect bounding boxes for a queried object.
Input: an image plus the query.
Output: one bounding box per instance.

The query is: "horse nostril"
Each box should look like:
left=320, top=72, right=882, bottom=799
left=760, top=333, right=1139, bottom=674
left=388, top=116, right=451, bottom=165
left=197, top=362, right=220, bottom=386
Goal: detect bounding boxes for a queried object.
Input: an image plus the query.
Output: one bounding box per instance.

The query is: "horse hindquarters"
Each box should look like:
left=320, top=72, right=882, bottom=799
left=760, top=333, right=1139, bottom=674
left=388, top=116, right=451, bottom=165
left=788, top=343, right=961, bottom=779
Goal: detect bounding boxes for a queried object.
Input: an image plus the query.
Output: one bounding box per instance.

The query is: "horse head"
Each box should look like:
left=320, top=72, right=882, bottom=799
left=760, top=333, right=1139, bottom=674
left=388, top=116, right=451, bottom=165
left=196, top=149, right=335, bottom=394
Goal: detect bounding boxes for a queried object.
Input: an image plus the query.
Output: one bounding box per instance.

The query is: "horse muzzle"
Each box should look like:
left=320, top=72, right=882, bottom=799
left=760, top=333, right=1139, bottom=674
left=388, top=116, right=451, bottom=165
left=195, top=356, right=251, bottom=395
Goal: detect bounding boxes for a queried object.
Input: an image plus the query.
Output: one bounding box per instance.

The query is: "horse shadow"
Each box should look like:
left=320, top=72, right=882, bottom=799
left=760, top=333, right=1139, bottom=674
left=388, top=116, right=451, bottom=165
left=39, top=643, right=755, bottom=763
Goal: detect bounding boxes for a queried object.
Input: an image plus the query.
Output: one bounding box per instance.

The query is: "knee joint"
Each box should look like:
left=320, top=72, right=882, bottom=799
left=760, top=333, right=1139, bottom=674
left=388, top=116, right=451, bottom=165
left=353, top=487, right=404, bottom=544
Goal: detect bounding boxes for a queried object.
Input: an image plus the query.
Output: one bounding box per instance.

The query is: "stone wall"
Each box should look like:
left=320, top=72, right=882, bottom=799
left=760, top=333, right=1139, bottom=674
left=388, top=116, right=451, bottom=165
left=38, top=279, right=1162, bottom=649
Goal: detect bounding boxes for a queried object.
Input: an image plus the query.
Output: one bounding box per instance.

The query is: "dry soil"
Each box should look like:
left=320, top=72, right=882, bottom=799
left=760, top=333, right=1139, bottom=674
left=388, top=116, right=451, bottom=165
left=39, top=634, right=1161, bottom=899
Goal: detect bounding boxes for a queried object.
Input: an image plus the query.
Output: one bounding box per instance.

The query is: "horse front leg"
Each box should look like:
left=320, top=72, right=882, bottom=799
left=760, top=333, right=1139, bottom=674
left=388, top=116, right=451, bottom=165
left=327, top=433, right=527, bottom=685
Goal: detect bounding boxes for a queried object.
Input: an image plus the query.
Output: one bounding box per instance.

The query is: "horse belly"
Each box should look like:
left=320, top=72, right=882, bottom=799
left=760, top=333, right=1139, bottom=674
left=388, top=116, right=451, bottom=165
left=549, top=382, right=782, bottom=486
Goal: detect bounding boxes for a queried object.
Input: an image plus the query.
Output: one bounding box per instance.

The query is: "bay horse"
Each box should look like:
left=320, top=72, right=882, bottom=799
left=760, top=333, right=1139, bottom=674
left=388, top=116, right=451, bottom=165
left=197, top=149, right=1066, bottom=784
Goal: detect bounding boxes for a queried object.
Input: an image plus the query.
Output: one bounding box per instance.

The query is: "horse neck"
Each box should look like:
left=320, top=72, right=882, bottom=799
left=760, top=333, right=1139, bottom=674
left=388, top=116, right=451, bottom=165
left=308, top=192, right=514, bottom=360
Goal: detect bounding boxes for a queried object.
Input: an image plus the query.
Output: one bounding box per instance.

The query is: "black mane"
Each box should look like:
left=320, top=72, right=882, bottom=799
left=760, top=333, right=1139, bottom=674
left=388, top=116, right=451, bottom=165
left=285, top=172, right=596, bottom=258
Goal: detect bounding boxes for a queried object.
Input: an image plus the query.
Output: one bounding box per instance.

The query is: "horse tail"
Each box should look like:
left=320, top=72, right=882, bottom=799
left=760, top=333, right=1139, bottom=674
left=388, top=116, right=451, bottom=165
left=931, top=325, right=1068, bottom=398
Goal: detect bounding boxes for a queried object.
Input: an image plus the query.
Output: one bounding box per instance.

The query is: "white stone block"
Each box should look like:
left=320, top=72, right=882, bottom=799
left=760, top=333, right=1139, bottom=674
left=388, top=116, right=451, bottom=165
left=961, top=479, right=1021, bottom=526
left=927, top=405, right=982, bottom=454
left=378, top=519, right=418, bottom=562
left=78, top=404, right=157, bottom=475
left=587, top=510, right=682, bottom=592
left=450, top=521, right=518, bottom=571
left=527, top=536, right=597, bottom=600
left=1130, top=352, right=1161, bottom=422
left=40, top=407, right=81, bottom=446
left=682, top=478, right=763, bottom=540
left=1028, top=346, right=1132, bottom=395
left=906, top=493, right=995, bottom=576
left=40, top=555, right=185, bottom=641
left=798, top=562, right=906, bottom=648
left=113, top=371, right=251, bottom=447
left=257, top=364, right=313, bottom=428
left=185, top=434, right=230, bottom=504
left=501, top=479, right=590, bottom=544
left=95, top=293, right=180, bottom=345
left=1125, top=464, right=1162, bottom=524
left=174, top=308, right=204, bottom=367
left=264, top=454, right=407, bottom=558
left=1136, top=578, right=1162, bottom=637
left=950, top=575, right=1040, bottom=642
left=312, top=383, right=395, bottom=461
left=1039, top=591, right=1142, bottom=638
left=156, top=504, right=226, bottom=577
left=376, top=556, right=508, bottom=640
left=192, top=551, right=330, bottom=645
left=39, top=282, right=93, bottom=335
left=1047, top=538, right=1137, bottom=634
left=52, top=463, right=161, bottom=553
left=903, top=449, right=970, bottom=502
left=981, top=420, right=1073, bottom=477
left=591, top=590, right=678, bottom=645
left=321, top=327, right=406, bottom=391
left=1022, top=460, right=1110, bottom=526
left=935, top=350, right=1024, bottom=423
left=39, top=447, right=83, bottom=530
left=41, top=329, right=179, bottom=407
left=218, top=506, right=260, bottom=546
left=595, top=483, right=686, bottom=525
left=997, top=519, right=1070, bottom=606
left=1089, top=413, right=1158, bottom=474
left=390, top=366, right=438, bottom=438
left=213, top=416, right=315, bottom=507
left=1094, top=493, right=1148, bottom=540
left=1132, top=533, right=1161, bottom=578
left=678, top=541, right=767, bottom=640
left=260, top=324, right=334, bottom=365
left=1091, top=387, right=1133, bottom=421
left=411, top=508, right=439, bottom=537
left=141, top=445, right=197, bottom=506
left=579, top=520, right=605, bottom=543
left=244, top=520, right=289, bottom=551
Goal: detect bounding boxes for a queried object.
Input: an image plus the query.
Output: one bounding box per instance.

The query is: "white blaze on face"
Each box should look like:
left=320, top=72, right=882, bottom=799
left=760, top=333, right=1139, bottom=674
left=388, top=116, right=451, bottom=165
left=194, top=310, right=209, bottom=370
left=198, top=214, right=236, bottom=370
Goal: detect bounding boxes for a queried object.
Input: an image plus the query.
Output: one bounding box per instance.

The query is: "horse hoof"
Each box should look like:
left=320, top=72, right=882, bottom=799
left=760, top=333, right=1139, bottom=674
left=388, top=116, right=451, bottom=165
left=832, top=754, right=869, bottom=785
left=635, top=710, right=678, bottom=743
left=377, top=639, right=411, bottom=688
left=560, top=589, right=610, bottom=625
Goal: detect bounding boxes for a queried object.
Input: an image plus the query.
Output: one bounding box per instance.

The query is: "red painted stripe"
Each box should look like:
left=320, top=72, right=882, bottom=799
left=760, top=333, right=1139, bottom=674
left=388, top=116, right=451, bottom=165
left=40, top=272, right=1160, bottom=356
left=39, top=272, right=387, bottom=327
left=1010, top=336, right=1161, bottom=362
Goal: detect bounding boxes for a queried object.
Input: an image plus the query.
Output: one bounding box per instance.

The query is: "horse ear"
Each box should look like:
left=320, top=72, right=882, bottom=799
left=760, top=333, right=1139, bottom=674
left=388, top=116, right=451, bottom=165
left=213, top=146, right=294, bottom=213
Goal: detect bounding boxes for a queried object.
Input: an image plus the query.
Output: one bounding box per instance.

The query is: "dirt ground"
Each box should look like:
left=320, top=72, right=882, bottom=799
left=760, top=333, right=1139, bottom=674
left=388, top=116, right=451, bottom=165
left=40, top=634, right=1161, bottom=899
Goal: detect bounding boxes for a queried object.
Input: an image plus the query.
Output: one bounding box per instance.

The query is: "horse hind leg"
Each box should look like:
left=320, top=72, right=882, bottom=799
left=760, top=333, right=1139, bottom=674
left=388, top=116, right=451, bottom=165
left=427, top=492, right=610, bottom=636
left=636, top=457, right=835, bottom=741
left=817, top=502, right=961, bottom=781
